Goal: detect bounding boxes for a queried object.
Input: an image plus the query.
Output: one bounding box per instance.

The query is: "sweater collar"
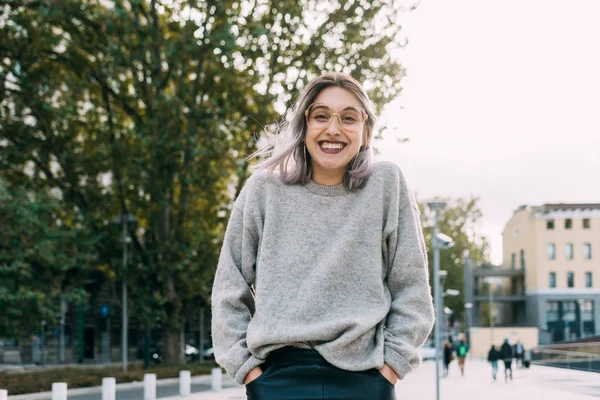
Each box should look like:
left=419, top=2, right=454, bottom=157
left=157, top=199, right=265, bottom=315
left=305, top=179, right=348, bottom=197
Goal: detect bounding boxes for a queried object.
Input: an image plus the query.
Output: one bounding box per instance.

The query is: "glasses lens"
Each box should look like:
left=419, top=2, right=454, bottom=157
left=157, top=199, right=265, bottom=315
left=307, top=106, right=332, bottom=128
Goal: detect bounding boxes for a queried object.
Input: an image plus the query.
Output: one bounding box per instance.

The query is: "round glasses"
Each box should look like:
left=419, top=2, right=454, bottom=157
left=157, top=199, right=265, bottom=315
left=304, top=103, right=368, bottom=133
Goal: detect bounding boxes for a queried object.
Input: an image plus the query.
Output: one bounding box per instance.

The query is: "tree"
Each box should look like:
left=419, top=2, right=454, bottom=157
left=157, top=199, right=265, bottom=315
left=0, top=178, right=96, bottom=337
left=418, top=197, right=490, bottom=323
left=1, top=0, right=413, bottom=362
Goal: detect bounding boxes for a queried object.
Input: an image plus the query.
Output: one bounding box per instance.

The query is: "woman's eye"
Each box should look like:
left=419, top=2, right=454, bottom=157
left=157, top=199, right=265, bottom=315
left=343, top=116, right=357, bottom=122
left=314, top=114, right=329, bottom=120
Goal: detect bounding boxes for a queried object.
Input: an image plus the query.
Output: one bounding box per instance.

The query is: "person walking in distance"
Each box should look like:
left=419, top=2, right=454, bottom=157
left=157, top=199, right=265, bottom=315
left=500, top=338, right=514, bottom=382
left=443, top=340, right=454, bottom=377
left=514, top=340, right=525, bottom=368
left=455, top=335, right=469, bottom=377
left=487, top=344, right=501, bottom=381
left=211, top=72, right=435, bottom=400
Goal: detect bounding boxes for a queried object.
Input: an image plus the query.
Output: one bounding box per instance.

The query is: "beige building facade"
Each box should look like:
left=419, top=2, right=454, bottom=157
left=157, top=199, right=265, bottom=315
left=502, top=203, right=600, bottom=342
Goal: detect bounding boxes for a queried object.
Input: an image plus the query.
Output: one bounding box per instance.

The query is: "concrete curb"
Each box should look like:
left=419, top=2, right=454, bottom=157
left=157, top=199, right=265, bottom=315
left=6, top=374, right=215, bottom=400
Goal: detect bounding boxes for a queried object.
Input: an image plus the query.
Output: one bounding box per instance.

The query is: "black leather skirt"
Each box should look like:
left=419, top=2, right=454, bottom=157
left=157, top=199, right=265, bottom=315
left=245, top=347, right=397, bottom=400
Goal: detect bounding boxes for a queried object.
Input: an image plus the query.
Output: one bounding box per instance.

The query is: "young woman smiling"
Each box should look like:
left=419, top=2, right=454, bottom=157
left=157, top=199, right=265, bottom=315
left=211, top=72, right=434, bottom=400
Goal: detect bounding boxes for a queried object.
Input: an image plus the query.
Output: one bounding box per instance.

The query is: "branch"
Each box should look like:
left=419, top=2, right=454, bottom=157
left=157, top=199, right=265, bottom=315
left=90, top=70, right=145, bottom=126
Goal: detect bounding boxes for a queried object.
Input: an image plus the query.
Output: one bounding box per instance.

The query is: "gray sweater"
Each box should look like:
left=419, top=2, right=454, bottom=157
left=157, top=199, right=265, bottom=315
left=211, top=161, right=434, bottom=385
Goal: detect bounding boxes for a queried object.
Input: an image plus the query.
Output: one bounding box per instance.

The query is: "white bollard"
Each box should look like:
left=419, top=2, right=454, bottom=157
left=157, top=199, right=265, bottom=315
left=52, top=382, right=67, bottom=400
left=179, top=370, right=191, bottom=396
left=0, top=389, right=8, bottom=400
left=102, top=377, right=116, bottom=400
left=211, top=368, right=222, bottom=391
left=143, top=373, right=157, bottom=400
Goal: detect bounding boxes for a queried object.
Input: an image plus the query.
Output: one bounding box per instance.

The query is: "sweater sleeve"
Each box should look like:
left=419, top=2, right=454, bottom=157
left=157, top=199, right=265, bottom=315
left=211, top=202, right=265, bottom=385
left=382, top=179, right=435, bottom=380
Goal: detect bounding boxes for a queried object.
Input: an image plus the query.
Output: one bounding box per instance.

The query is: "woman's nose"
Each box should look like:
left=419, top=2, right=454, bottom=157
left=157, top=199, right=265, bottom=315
left=326, top=114, right=343, bottom=135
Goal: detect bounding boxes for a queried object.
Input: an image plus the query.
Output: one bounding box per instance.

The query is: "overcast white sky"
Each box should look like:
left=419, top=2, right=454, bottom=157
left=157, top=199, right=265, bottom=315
left=376, top=0, right=600, bottom=264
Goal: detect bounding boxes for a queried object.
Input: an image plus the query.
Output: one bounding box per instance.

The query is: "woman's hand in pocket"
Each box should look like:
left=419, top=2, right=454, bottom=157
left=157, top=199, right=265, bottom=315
left=244, top=366, right=263, bottom=385
left=378, top=363, right=398, bottom=385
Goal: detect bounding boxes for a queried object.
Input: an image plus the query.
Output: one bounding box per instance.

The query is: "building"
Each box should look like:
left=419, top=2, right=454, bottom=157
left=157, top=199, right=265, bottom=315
left=466, top=203, right=600, bottom=345
left=503, top=203, right=600, bottom=342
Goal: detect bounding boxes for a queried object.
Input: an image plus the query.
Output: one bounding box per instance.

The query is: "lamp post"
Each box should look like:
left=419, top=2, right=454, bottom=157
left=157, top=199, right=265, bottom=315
left=114, top=213, right=137, bottom=372
left=484, top=277, right=502, bottom=346
left=464, top=303, right=473, bottom=346
left=427, top=201, right=454, bottom=400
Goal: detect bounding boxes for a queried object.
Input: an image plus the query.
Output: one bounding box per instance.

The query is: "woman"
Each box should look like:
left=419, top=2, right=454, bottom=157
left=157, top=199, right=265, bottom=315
left=500, top=338, right=514, bottom=382
left=443, top=340, right=453, bottom=377
left=487, top=344, right=501, bottom=381
left=211, top=72, right=434, bottom=400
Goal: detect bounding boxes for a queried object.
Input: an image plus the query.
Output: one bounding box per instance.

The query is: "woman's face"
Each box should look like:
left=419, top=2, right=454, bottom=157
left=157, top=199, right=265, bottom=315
left=304, top=87, right=367, bottom=185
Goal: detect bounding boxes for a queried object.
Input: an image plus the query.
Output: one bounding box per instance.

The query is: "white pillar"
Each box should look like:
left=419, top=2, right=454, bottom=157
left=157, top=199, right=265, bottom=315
left=52, top=382, right=68, bottom=400
left=102, top=377, right=116, bottom=400
left=179, top=370, right=191, bottom=396
left=143, top=373, right=157, bottom=400
left=211, top=368, right=222, bottom=391
left=0, top=389, right=8, bottom=400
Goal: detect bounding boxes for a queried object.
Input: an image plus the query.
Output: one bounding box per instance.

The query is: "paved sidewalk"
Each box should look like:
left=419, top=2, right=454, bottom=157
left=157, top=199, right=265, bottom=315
left=164, top=359, right=600, bottom=400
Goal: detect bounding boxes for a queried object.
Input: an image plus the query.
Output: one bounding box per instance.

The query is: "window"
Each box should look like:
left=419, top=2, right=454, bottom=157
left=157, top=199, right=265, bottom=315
left=520, top=250, right=525, bottom=269
left=547, top=219, right=555, bottom=230
left=583, top=218, right=591, bottom=229
left=566, top=243, right=574, bottom=260
left=567, top=272, right=574, bottom=288
left=563, top=301, right=576, bottom=321
left=511, top=253, right=516, bottom=269
left=580, top=300, right=594, bottom=322
left=547, top=243, right=556, bottom=260
left=585, top=272, right=592, bottom=288
left=565, top=219, right=572, bottom=229
left=549, top=272, right=556, bottom=288
left=584, top=243, right=592, bottom=260
left=546, top=301, right=559, bottom=322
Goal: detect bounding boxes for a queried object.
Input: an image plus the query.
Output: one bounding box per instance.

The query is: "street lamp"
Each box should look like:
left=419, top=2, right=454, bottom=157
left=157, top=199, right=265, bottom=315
left=114, top=212, right=137, bottom=372
left=427, top=201, right=454, bottom=400
left=484, top=277, right=502, bottom=346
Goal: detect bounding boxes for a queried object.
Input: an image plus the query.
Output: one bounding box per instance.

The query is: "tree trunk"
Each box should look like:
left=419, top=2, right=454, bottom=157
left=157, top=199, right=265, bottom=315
left=162, top=323, right=184, bottom=364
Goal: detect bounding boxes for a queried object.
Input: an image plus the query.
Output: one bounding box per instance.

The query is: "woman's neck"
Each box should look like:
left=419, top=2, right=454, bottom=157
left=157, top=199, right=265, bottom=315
left=311, top=167, right=344, bottom=186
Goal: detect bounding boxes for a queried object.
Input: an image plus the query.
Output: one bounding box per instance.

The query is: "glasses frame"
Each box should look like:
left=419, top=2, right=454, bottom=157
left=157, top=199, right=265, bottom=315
left=304, top=103, right=368, bottom=132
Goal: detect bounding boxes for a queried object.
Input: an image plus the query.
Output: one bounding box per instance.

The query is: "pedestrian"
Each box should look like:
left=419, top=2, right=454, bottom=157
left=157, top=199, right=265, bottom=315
left=211, top=72, right=435, bottom=400
left=487, top=344, right=501, bottom=381
left=455, top=334, right=469, bottom=377
left=500, top=338, right=514, bottom=382
left=443, top=340, right=454, bottom=377
left=513, top=340, right=525, bottom=367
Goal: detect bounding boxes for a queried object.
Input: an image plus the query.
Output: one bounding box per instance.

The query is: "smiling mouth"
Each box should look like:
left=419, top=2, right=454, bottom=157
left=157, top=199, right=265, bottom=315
left=318, top=141, right=347, bottom=154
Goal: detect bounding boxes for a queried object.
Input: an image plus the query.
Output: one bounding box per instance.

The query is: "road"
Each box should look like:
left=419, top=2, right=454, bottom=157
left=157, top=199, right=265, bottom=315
left=67, top=382, right=236, bottom=400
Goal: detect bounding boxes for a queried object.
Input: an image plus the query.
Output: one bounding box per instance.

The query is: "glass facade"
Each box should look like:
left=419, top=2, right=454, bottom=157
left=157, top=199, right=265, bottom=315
left=546, top=300, right=595, bottom=341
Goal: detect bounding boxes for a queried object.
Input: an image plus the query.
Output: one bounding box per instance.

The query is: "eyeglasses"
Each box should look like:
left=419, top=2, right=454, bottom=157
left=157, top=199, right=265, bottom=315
left=304, top=103, right=368, bottom=133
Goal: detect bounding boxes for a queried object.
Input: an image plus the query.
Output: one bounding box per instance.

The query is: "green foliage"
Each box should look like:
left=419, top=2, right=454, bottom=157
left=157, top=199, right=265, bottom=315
left=0, top=178, right=96, bottom=336
left=1, top=0, right=413, bottom=361
left=418, top=197, right=490, bottom=322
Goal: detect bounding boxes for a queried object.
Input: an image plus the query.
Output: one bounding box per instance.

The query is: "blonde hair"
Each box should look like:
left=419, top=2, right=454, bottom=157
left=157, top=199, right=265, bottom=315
left=250, top=72, right=377, bottom=191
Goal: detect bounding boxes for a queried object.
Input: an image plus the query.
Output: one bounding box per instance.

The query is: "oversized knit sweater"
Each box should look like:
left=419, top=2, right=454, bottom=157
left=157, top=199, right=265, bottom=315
left=211, top=161, right=434, bottom=385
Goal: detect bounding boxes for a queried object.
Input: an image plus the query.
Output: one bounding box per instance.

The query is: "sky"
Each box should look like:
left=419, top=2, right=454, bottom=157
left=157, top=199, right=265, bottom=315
left=376, top=0, right=600, bottom=265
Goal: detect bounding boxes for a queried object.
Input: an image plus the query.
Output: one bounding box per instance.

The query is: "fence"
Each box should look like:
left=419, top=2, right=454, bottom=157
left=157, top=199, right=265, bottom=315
left=0, top=368, right=223, bottom=399
left=530, top=345, right=600, bottom=373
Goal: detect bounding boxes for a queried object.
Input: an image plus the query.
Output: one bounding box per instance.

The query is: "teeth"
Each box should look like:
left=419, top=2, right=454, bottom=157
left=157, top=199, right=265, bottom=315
left=321, top=142, right=344, bottom=150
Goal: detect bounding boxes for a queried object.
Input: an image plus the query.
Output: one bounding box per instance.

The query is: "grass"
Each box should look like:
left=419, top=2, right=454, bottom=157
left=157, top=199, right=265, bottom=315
left=0, top=362, right=220, bottom=395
